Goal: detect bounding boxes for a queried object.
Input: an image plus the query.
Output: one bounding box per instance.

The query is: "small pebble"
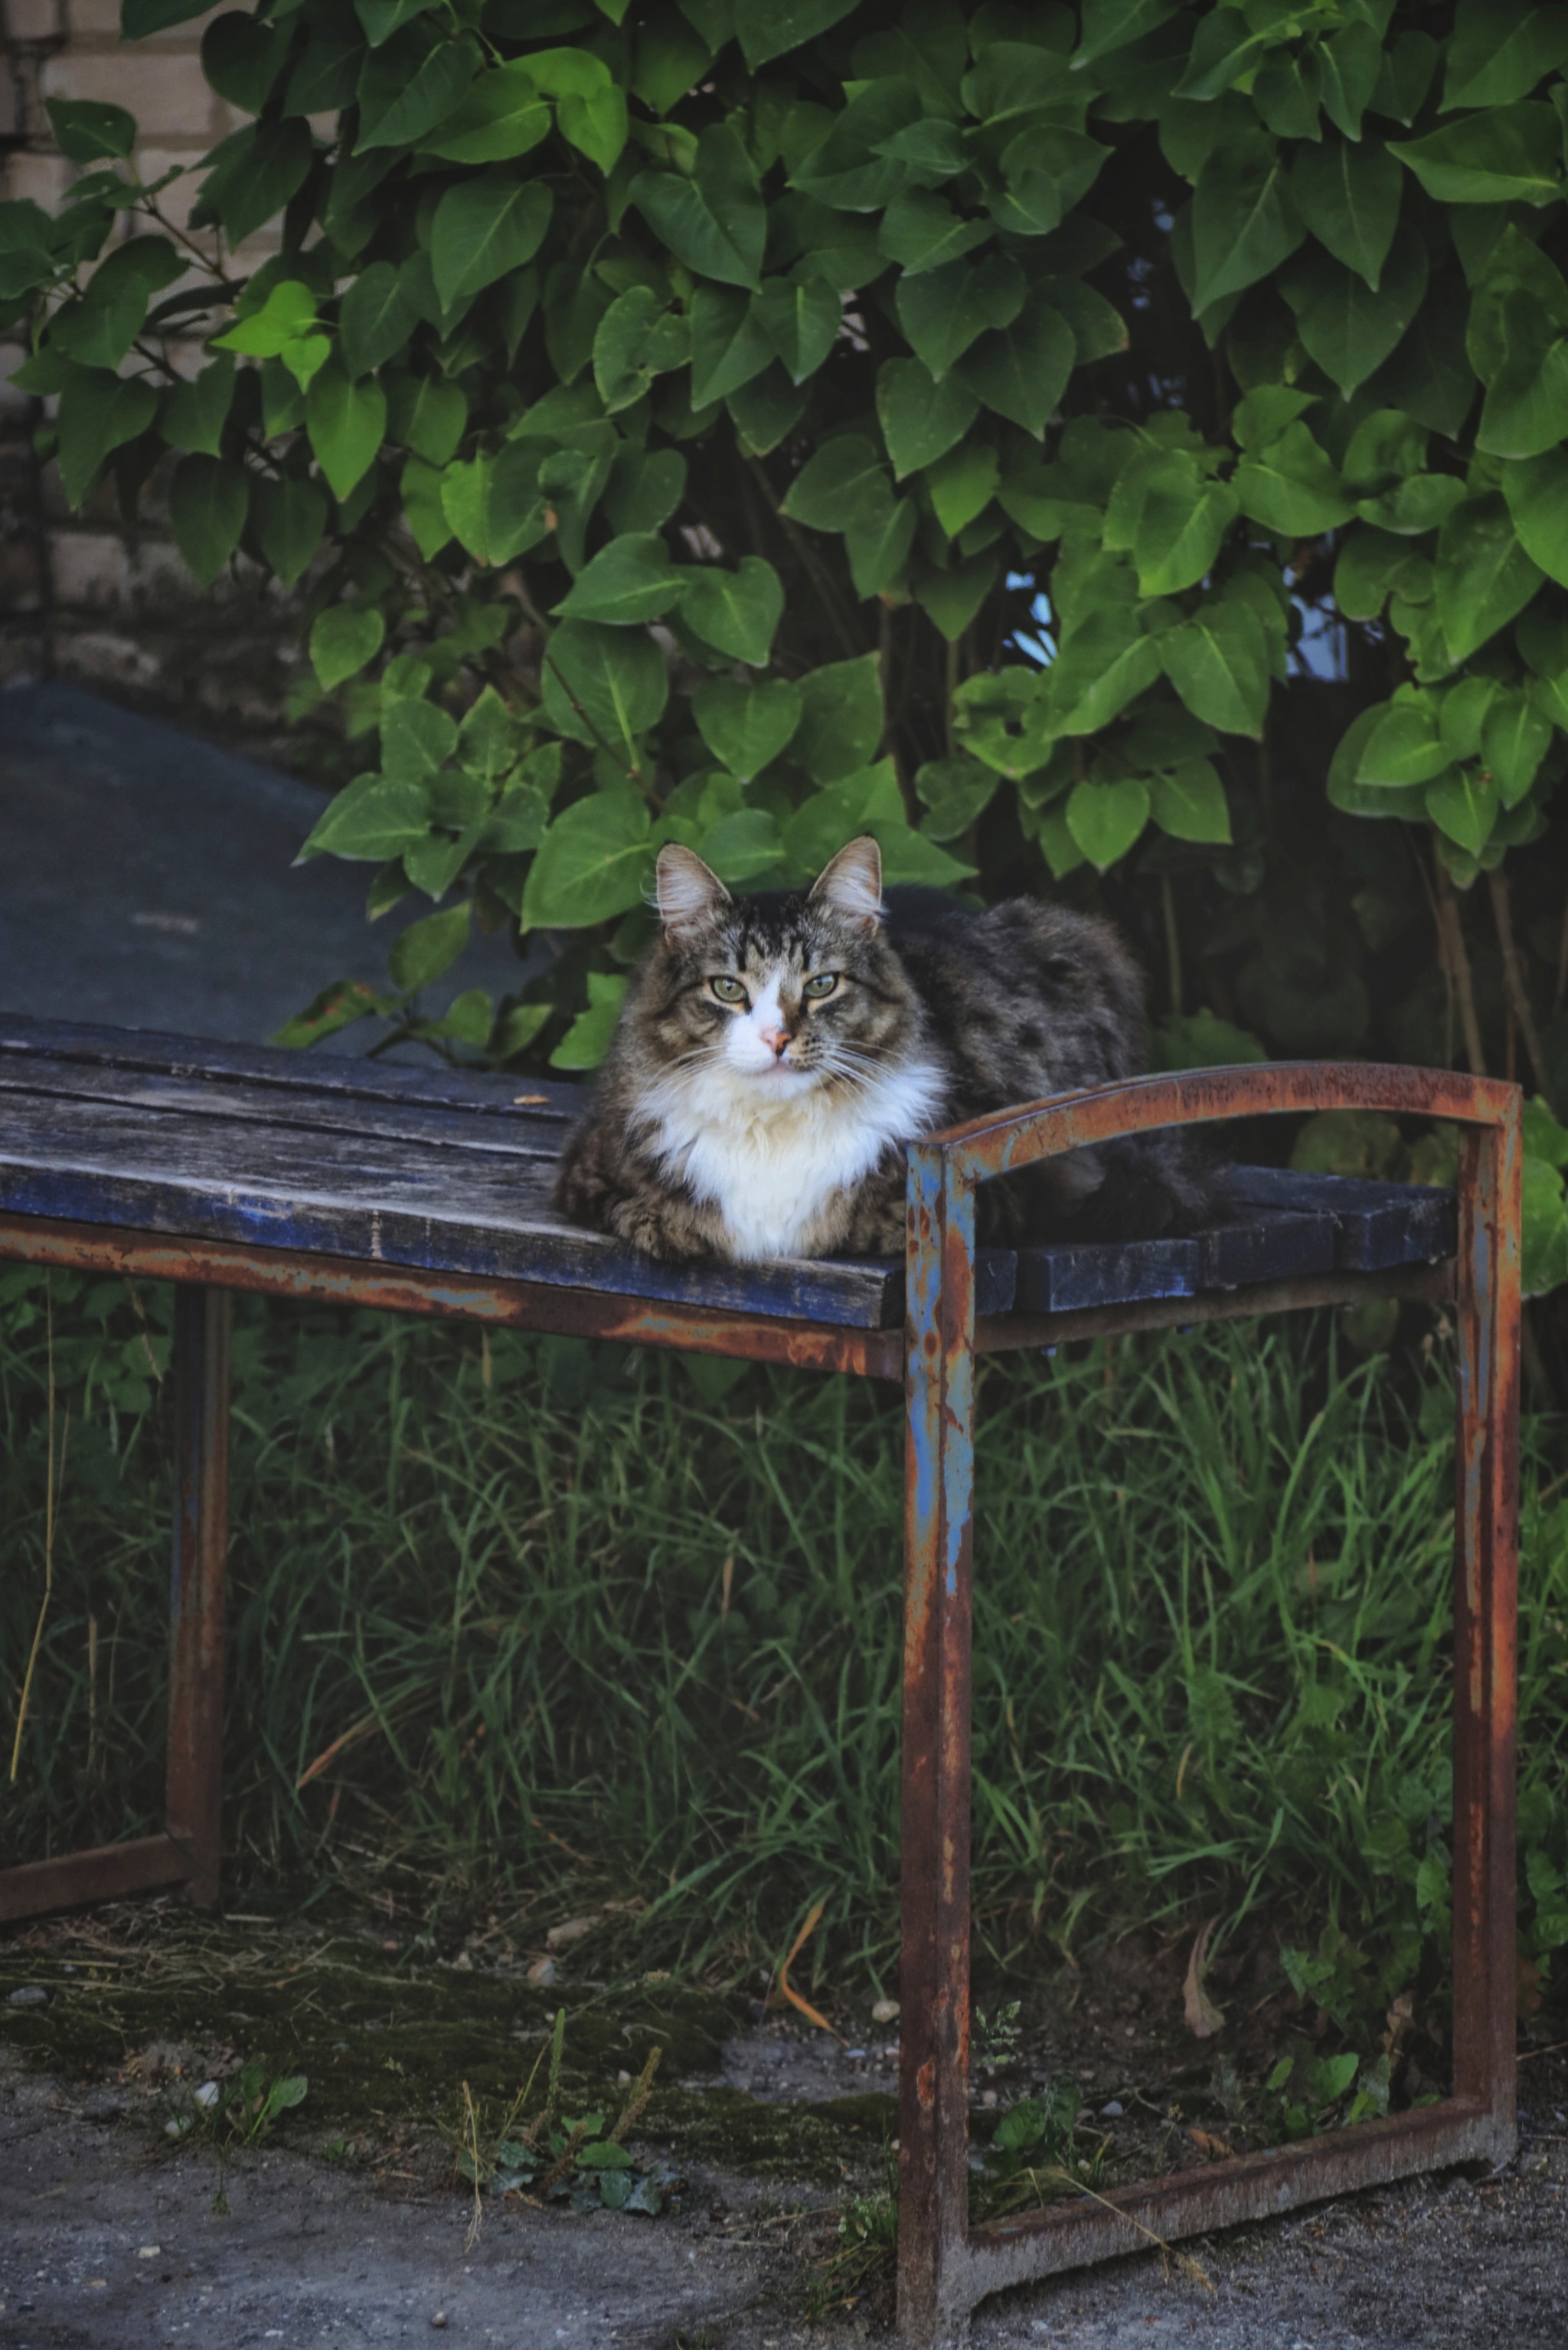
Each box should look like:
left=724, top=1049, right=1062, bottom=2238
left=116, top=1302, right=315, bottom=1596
left=7, top=1986, right=47, bottom=2008
left=195, top=2081, right=220, bottom=2109
left=431, top=2314, right=447, bottom=2330
left=527, top=1957, right=557, bottom=1986
left=871, top=1998, right=900, bottom=2025
left=137, top=2247, right=161, bottom=2260
left=1100, top=2100, right=1124, bottom=2119
left=617, top=2070, right=632, bottom=2087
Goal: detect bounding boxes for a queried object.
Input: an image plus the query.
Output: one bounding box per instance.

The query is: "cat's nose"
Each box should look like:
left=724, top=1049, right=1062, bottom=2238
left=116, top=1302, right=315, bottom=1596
left=758, top=1025, right=790, bottom=1057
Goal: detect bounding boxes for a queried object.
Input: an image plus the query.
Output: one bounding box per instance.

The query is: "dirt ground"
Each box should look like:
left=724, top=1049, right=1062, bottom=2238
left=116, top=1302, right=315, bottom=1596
left=2, top=1901, right=1565, bottom=2349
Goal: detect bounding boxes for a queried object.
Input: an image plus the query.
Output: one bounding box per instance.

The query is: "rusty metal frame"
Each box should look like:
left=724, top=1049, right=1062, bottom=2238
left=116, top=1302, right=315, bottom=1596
left=0, top=1057, right=1521, bottom=2350
left=897, top=1061, right=1521, bottom=2345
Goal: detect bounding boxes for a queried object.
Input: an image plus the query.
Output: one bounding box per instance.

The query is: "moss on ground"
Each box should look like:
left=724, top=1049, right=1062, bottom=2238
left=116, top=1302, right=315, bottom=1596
left=0, top=1909, right=889, bottom=2188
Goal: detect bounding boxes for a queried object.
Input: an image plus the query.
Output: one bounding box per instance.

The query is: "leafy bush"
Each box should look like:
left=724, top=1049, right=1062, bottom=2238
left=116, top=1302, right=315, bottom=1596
left=6, top=0, right=1568, bottom=1284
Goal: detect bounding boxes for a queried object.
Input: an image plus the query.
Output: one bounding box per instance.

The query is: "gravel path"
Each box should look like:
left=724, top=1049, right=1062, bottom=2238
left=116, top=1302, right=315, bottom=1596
left=4, top=2049, right=1564, bottom=2350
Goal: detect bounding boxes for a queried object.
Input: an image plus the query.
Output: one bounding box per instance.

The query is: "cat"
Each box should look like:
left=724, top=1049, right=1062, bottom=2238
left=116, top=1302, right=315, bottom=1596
left=552, top=835, right=1220, bottom=1264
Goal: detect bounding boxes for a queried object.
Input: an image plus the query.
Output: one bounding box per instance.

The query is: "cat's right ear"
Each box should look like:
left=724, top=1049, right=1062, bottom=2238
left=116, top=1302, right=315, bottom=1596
left=655, top=843, right=730, bottom=940
left=810, top=835, right=883, bottom=930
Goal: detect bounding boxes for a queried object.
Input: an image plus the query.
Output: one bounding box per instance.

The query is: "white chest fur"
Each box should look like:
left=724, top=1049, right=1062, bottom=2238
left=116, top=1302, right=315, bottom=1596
left=635, top=1055, right=946, bottom=1260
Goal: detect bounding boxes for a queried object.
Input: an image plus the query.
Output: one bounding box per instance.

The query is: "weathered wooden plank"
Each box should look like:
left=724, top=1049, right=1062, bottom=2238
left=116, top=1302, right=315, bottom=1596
left=1226, top=1165, right=1455, bottom=1270
left=0, top=1091, right=903, bottom=1328
left=0, top=1056, right=567, bottom=1164
left=1017, top=1235, right=1200, bottom=1316
left=0, top=1012, right=580, bottom=1120
left=1199, top=1208, right=1337, bottom=1289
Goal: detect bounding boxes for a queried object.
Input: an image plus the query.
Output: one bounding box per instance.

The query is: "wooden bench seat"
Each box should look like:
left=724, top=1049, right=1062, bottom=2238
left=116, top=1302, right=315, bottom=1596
left=0, top=1017, right=1521, bottom=2347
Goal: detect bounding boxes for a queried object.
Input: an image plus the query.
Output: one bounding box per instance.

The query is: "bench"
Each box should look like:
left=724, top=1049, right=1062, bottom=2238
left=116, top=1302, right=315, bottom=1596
left=0, top=1014, right=1521, bottom=2345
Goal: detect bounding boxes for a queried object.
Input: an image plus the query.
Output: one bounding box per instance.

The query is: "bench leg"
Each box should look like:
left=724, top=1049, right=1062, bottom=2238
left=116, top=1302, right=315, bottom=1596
left=165, top=1285, right=230, bottom=1910
left=1450, top=1120, right=1521, bottom=2157
left=898, top=1153, right=976, bottom=2345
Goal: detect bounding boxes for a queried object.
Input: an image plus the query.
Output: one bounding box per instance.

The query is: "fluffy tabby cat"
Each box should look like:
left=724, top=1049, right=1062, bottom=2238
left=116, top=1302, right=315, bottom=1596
left=554, top=836, right=1217, bottom=1263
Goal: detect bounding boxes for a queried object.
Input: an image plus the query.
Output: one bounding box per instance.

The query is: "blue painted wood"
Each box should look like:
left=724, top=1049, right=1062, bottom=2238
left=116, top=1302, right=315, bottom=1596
left=1018, top=1236, right=1201, bottom=1315
left=0, top=1021, right=1459, bottom=1330
left=1225, top=1165, right=1456, bottom=1271
left=1199, top=1208, right=1337, bottom=1289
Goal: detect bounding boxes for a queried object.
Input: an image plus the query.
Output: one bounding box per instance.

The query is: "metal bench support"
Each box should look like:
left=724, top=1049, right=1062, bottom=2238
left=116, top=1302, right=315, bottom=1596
left=895, top=1064, right=1521, bottom=2344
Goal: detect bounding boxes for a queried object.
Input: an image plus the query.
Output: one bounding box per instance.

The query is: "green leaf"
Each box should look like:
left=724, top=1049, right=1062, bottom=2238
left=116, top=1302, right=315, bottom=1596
left=522, top=787, right=653, bottom=927
left=1280, top=227, right=1429, bottom=398
left=541, top=619, right=669, bottom=753
left=913, top=553, right=998, bottom=642
left=789, top=78, right=925, bottom=213
left=793, top=654, right=884, bottom=783
left=876, top=358, right=978, bottom=480
left=1286, top=133, right=1403, bottom=279
left=924, top=441, right=999, bottom=538
left=306, top=364, right=387, bottom=503
left=951, top=289, right=1074, bottom=439
left=1151, top=1007, right=1266, bottom=1070
left=1191, top=152, right=1305, bottom=315
left=159, top=355, right=235, bottom=456
left=780, top=435, right=884, bottom=530
left=438, top=444, right=546, bottom=566
left=1149, top=756, right=1230, bottom=843
left=734, top=0, right=856, bottom=69
left=877, top=189, right=991, bottom=275
left=895, top=253, right=1024, bottom=381
left=389, top=900, right=472, bottom=992
left=1425, top=767, right=1498, bottom=854
left=593, top=286, right=690, bottom=412
left=1482, top=688, right=1552, bottom=806
left=558, top=84, right=629, bottom=176
left=121, top=0, right=215, bottom=36
left=1160, top=599, right=1270, bottom=737
left=988, top=126, right=1110, bottom=238
left=605, top=443, right=687, bottom=535
left=550, top=970, right=630, bottom=1068
left=193, top=118, right=314, bottom=244
left=688, top=283, right=772, bottom=408
left=677, top=556, right=783, bottom=665
left=416, top=63, right=550, bottom=165
left=1524, top=1095, right=1568, bottom=1168
left=43, top=97, right=136, bottom=162
left=165, top=453, right=247, bottom=588
left=844, top=485, right=917, bottom=600
left=270, top=980, right=386, bottom=1048
left=753, top=271, right=840, bottom=384
left=299, top=773, right=430, bottom=861
left=1501, top=446, right=1568, bottom=585
left=629, top=123, right=765, bottom=291
left=387, top=374, right=468, bottom=466
left=1390, top=103, right=1564, bottom=208
left=432, top=175, right=551, bottom=310
left=1050, top=609, right=1165, bottom=735
left=691, top=675, right=802, bottom=779
left=1435, top=495, right=1544, bottom=663
left=1233, top=420, right=1354, bottom=535
left=694, top=806, right=786, bottom=884
left=554, top=533, right=681, bottom=625
left=1134, top=469, right=1240, bottom=597
left=383, top=699, right=457, bottom=787
left=312, top=605, right=386, bottom=691
left=356, top=0, right=442, bottom=46
left=201, top=12, right=291, bottom=113
left=1442, top=1, right=1568, bottom=112
left=1318, top=21, right=1382, bottom=141
left=914, top=752, right=1000, bottom=842
left=55, top=367, right=158, bottom=508
left=1522, top=1152, right=1568, bottom=1295
left=1066, top=775, right=1148, bottom=869
left=356, top=27, right=479, bottom=152
left=214, top=279, right=318, bottom=361
left=253, top=475, right=328, bottom=584
left=1475, top=293, right=1568, bottom=459
left=340, top=261, right=420, bottom=380
left=1354, top=698, right=1449, bottom=786
left=727, top=366, right=809, bottom=454
left=1073, top=0, right=1182, bottom=67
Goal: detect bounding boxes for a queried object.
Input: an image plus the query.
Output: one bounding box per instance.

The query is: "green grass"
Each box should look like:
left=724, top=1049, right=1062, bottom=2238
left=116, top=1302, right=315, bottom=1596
left=2, top=1266, right=1566, bottom=2031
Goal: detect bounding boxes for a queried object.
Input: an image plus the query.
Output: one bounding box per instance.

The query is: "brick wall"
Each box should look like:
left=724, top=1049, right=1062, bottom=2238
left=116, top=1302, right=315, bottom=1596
left=0, top=0, right=303, bottom=747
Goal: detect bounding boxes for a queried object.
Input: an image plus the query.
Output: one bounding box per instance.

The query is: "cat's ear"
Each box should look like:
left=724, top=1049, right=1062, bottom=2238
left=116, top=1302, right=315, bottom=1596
left=810, top=835, right=883, bottom=930
left=655, top=842, right=730, bottom=938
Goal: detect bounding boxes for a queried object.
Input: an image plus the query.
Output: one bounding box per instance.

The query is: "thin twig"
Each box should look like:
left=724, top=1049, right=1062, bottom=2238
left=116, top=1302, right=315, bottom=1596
left=776, top=1897, right=846, bottom=2041
left=10, top=1278, right=69, bottom=1783
left=1488, top=866, right=1555, bottom=1110
left=1432, top=842, right=1486, bottom=1076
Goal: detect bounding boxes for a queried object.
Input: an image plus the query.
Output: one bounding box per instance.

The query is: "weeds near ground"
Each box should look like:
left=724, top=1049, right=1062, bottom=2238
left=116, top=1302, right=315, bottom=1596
left=2, top=1274, right=1566, bottom=2029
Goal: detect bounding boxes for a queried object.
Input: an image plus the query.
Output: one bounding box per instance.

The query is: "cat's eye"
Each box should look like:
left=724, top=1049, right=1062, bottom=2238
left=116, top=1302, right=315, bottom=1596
left=802, top=972, right=840, bottom=1000
left=708, top=975, right=748, bottom=1005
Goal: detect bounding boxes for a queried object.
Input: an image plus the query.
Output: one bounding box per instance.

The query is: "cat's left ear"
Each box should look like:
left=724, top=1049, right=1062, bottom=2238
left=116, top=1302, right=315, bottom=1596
left=655, top=842, right=730, bottom=938
left=810, top=835, right=883, bottom=930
